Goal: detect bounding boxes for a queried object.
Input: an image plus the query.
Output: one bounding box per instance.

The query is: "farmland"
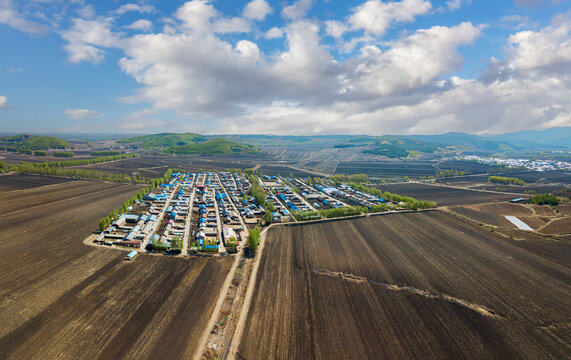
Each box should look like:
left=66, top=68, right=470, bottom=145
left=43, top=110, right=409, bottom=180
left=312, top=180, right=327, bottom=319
left=334, top=161, right=438, bottom=178
left=238, top=212, right=571, bottom=359
left=0, top=174, right=72, bottom=192
left=0, top=180, right=233, bottom=360
left=377, top=183, right=516, bottom=206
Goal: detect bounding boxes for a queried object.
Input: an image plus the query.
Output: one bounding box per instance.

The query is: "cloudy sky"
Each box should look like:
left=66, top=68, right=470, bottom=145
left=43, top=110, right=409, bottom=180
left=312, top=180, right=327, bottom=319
left=0, top=0, right=569, bottom=135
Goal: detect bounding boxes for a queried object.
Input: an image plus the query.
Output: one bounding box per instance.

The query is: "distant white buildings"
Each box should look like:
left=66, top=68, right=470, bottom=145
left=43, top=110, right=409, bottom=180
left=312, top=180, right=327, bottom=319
left=458, top=155, right=571, bottom=172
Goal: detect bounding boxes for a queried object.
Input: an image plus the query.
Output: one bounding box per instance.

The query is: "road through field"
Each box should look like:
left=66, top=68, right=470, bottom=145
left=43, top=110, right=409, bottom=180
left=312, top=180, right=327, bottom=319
left=227, top=226, right=269, bottom=359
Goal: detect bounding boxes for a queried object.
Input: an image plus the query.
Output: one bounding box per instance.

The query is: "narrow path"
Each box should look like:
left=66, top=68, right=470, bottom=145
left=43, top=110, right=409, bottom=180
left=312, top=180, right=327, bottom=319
left=227, top=226, right=271, bottom=359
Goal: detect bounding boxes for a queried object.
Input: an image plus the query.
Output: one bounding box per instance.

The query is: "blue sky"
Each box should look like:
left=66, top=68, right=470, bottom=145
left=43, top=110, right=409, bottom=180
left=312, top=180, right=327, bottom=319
left=0, top=0, right=569, bottom=135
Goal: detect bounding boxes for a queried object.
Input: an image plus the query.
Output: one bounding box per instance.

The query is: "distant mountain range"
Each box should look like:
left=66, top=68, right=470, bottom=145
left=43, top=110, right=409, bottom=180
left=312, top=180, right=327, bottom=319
left=402, top=127, right=571, bottom=152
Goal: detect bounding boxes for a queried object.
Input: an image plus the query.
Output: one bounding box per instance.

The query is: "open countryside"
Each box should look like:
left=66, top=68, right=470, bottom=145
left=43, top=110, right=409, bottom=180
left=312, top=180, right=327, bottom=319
left=2, top=0, right=571, bottom=358
left=0, top=131, right=569, bottom=359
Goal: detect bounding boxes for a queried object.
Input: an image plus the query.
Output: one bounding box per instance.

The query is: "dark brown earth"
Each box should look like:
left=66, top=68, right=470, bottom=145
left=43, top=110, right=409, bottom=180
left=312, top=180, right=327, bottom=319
left=378, top=183, right=517, bottom=206
left=0, top=174, right=73, bottom=192
left=238, top=211, right=571, bottom=359
left=0, top=179, right=232, bottom=360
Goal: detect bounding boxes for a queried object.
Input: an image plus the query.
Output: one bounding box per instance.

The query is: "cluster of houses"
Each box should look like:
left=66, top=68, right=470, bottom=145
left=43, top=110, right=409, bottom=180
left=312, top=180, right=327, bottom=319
left=221, top=172, right=265, bottom=224
left=194, top=172, right=219, bottom=251
left=337, top=184, right=387, bottom=208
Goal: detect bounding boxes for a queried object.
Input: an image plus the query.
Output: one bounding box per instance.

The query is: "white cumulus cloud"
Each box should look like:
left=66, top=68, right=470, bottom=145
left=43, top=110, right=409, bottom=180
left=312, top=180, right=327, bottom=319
left=349, top=0, right=432, bottom=36
left=0, top=0, right=48, bottom=34
left=52, top=1, right=571, bottom=135
left=243, top=0, right=272, bottom=20
left=113, top=4, right=155, bottom=16
left=282, top=0, right=313, bottom=20
left=124, top=19, right=153, bottom=32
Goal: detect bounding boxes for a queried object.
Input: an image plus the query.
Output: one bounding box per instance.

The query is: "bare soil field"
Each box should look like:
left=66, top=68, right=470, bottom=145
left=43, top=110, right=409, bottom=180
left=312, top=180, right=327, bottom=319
left=437, top=171, right=571, bottom=195
left=74, top=154, right=280, bottom=178
left=450, top=202, right=571, bottom=234
left=437, top=160, right=500, bottom=174
left=378, top=183, right=516, bottom=206
left=540, top=218, right=571, bottom=235
left=0, top=174, right=73, bottom=192
left=258, top=164, right=317, bottom=177
left=238, top=212, right=571, bottom=359
left=335, top=161, right=437, bottom=178
left=450, top=203, right=535, bottom=228
left=0, top=179, right=233, bottom=360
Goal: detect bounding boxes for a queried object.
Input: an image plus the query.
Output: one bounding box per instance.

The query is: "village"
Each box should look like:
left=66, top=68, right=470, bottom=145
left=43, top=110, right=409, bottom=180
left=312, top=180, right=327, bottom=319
left=90, top=170, right=404, bottom=257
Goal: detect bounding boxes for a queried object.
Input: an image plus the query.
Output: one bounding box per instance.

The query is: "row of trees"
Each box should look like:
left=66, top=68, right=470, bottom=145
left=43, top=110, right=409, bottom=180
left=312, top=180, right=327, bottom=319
left=436, top=169, right=466, bottom=178
left=304, top=177, right=322, bottom=185
left=318, top=206, right=367, bottom=218
left=294, top=210, right=321, bottom=221
left=13, top=153, right=138, bottom=169
left=98, top=169, right=173, bottom=231
left=0, top=160, right=7, bottom=173
left=248, top=226, right=260, bottom=253
left=488, top=176, right=525, bottom=186
left=12, top=164, right=141, bottom=184
left=248, top=174, right=266, bottom=207
left=347, top=182, right=437, bottom=209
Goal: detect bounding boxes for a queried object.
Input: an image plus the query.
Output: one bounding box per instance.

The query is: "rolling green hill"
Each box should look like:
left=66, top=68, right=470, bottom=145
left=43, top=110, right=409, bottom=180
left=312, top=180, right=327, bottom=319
left=166, top=138, right=258, bottom=155
left=117, top=132, right=207, bottom=148
left=0, top=135, right=69, bottom=150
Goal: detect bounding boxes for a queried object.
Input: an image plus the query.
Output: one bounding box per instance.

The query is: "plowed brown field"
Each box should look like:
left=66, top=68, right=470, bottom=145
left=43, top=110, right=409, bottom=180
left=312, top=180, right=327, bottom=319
left=0, top=179, right=233, bottom=360
left=238, top=211, right=571, bottom=359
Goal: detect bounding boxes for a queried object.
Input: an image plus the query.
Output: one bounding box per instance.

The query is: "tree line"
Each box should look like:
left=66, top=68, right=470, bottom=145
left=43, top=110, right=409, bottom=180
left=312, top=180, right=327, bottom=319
left=98, top=169, right=173, bottom=231
left=13, top=163, right=142, bottom=184
left=436, top=169, right=466, bottom=178
left=248, top=174, right=266, bottom=207
left=11, top=153, right=138, bottom=169
left=248, top=226, right=260, bottom=253
left=347, top=182, right=437, bottom=209
left=488, top=176, right=525, bottom=186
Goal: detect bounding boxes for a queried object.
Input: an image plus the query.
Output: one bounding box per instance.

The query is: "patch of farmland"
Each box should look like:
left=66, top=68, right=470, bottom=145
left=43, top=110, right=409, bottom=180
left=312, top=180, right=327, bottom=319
left=258, top=164, right=317, bottom=177
left=0, top=174, right=73, bottom=192
left=437, top=160, right=500, bottom=174
left=0, top=179, right=233, bottom=360
left=540, top=218, right=571, bottom=234
left=335, top=161, right=437, bottom=178
left=377, top=183, right=516, bottom=206
left=450, top=203, right=534, bottom=228
left=238, top=212, right=571, bottom=359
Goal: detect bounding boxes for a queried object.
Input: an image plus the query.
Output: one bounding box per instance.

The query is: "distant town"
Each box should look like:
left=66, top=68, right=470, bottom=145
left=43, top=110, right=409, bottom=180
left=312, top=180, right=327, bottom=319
left=459, top=155, right=571, bottom=172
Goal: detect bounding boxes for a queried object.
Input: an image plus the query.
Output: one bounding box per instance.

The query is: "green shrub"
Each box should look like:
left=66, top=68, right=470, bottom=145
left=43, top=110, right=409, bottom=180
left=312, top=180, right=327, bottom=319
left=528, top=194, right=559, bottom=206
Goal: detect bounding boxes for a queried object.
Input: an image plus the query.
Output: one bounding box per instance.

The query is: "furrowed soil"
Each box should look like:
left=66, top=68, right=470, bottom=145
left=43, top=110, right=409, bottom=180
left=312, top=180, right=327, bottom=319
left=378, top=183, right=516, bottom=206
left=0, top=179, right=233, bottom=360
left=238, top=211, right=571, bottom=359
left=0, top=174, right=73, bottom=192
